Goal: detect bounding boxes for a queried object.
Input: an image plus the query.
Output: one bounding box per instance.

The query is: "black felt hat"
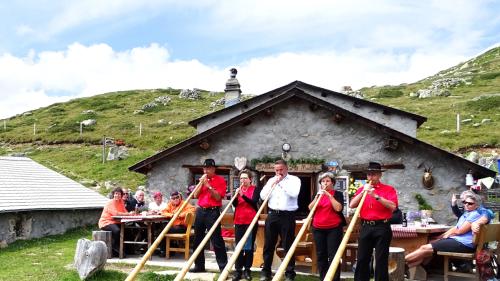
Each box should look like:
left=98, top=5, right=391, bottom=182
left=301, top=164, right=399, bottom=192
left=203, top=158, right=216, bottom=167
left=365, top=162, right=386, bottom=172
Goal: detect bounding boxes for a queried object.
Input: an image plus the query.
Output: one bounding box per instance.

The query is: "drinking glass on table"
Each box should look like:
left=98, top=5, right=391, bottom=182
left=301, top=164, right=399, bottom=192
left=421, top=212, right=428, bottom=227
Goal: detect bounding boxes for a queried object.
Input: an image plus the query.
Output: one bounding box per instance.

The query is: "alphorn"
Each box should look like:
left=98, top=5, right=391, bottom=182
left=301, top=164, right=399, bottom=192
left=271, top=187, right=326, bottom=281
left=124, top=176, right=205, bottom=281
left=323, top=183, right=370, bottom=281
left=174, top=187, right=241, bottom=281
left=218, top=180, right=279, bottom=281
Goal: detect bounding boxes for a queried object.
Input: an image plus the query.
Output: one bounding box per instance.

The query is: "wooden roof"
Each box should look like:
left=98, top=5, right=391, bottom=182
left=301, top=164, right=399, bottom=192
left=0, top=156, right=108, bottom=213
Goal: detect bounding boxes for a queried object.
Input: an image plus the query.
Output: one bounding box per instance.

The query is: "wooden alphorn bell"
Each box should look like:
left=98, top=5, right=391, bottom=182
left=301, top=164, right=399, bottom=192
left=217, top=179, right=279, bottom=281
left=323, top=181, right=371, bottom=281
left=271, top=186, right=327, bottom=281
left=125, top=176, right=206, bottom=281
left=174, top=185, right=241, bottom=281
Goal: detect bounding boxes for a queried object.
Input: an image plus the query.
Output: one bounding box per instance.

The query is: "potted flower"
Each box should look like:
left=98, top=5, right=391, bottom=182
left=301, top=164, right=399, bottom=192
left=414, top=193, right=433, bottom=219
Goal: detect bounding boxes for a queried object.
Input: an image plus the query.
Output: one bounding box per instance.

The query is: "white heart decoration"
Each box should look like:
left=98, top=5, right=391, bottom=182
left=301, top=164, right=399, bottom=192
left=234, top=157, right=247, bottom=171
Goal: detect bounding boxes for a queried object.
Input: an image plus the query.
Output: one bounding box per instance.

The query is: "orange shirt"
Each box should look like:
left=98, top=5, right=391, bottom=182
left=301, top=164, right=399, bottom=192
left=161, top=200, right=195, bottom=226
left=98, top=199, right=127, bottom=228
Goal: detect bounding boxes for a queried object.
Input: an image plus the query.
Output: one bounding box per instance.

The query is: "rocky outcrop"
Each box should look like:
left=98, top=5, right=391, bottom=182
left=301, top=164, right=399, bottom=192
left=74, top=239, right=107, bottom=280
left=412, top=78, right=467, bottom=98
left=179, top=89, right=201, bottom=100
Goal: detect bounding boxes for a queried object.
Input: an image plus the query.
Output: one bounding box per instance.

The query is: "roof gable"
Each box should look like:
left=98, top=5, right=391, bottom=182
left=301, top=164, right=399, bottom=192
left=189, top=81, right=427, bottom=129
left=0, top=157, right=108, bottom=213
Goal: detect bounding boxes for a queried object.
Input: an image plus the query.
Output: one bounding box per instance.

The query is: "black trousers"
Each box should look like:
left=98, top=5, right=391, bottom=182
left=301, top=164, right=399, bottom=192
left=262, top=211, right=296, bottom=278
left=312, top=226, right=343, bottom=281
left=235, top=224, right=258, bottom=272
left=101, top=223, right=120, bottom=256
left=355, top=223, right=392, bottom=281
left=193, top=207, right=228, bottom=270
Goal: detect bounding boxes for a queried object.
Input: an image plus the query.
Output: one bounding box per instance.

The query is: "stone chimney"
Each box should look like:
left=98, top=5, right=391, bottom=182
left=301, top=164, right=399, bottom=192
left=224, top=68, right=241, bottom=107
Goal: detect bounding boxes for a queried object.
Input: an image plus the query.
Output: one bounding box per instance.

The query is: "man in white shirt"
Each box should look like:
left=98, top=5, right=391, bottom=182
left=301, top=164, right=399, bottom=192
left=148, top=191, right=167, bottom=214
left=259, top=160, right=301, bottom=281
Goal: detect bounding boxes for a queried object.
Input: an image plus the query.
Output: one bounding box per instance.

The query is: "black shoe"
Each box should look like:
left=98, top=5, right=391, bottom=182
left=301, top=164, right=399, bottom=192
left=284, top=276, right=294, bottom=281
left=243, top=270, right=252, bottom=280
left=158, top=251, right=166, bottom=257
left=232, top=271, right=242, bottom=281
left=189, top=267, right=206, bottom=273
left=259, top=272, right=271, bottom=281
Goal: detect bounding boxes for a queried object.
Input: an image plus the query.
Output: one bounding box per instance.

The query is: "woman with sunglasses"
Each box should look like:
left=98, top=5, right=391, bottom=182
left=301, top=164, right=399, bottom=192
left=405, top=192, right=483, bottom=268
left=161, top=191, right=195, bottom=233
left=231, top=169, right=261, bottom=281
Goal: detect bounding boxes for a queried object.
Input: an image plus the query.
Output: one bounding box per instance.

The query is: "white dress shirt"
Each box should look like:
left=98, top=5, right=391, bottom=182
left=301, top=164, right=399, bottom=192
left=148, top=201, right=167, bottom=212
left=260, top=174, right=301, bottom=211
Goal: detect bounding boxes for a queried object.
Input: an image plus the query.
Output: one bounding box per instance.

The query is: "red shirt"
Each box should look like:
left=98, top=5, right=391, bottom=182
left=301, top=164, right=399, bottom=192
left=197, top=174, right=227, bottom=208
left=234, top=185, right=257, bottom=225
left=354, top=182, right=398, bottom=220
left=313, top=190, right=344, bottom=229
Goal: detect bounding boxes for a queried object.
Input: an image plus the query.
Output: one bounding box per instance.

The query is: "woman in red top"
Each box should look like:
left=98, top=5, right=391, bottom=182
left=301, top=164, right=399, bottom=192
left=98, top=187, right=130, bottom=257
left=308, top=172, right=346, bottom=281
left=231, top=170, right=261, bottom=281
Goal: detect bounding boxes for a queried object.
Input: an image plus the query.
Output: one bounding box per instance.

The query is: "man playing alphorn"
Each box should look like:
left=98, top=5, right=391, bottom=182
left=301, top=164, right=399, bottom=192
left=350, top=162, right=398, bottom=281
left=259, top=160, right=301, bottom=281
left=189, top=159, right=228, bottom=273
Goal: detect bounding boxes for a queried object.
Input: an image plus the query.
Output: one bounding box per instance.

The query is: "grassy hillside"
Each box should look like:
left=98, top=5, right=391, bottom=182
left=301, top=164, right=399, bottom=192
left=1, top=47, right=499, bottom=192
left=0, top=89, right=226, bottom=191
left=359, top=47, right=499, bottom=150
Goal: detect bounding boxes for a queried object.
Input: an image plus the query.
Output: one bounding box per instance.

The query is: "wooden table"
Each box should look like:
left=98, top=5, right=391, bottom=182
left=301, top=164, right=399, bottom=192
left=390, top=224, right=450, bottom=254
left=112, top=215, right=169, bottom=259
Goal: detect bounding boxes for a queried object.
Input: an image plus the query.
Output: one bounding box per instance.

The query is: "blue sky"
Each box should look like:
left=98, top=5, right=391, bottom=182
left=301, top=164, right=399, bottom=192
left=0, top=0, right=499, bottom=119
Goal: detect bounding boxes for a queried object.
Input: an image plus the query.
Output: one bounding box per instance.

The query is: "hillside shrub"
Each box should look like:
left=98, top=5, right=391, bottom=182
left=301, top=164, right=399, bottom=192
left=466, top=96, right=500, bottom=111
left=479, top=72, right=500, bottom=80
left=377, top=88, right=404, bottom=98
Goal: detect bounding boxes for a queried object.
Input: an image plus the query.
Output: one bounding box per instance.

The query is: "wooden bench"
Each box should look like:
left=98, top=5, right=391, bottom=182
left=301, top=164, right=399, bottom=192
left=221, top=213, right=235, bottom=249
left=276, top=224, right=317, bottom=274
left=437, top=223, right=500, bottom=281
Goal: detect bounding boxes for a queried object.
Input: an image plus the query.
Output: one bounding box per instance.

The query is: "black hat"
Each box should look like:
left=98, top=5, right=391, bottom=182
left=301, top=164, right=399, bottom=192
left=203, top=158, right=216, bottom=167
left=365, top=162, right=386, bottom=172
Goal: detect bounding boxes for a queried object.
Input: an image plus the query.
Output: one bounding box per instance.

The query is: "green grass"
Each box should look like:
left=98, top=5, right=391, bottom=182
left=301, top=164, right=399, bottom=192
left=0, top=227, right=177, bottom=281
left=0, top=227, right=327, bottom=281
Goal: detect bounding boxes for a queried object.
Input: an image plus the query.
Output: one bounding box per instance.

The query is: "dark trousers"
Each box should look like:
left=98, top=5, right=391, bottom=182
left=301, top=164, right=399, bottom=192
left=101, top=223, right=121, bottom=256
left=235, top=224, right=258, bottom=272
left=355, top=223, right=392, bottom=281
left=312, top=226, right=343, bottom=281
left=193, top=208, right=228, bottom=270
left=262, top=211, right=296, bottom=278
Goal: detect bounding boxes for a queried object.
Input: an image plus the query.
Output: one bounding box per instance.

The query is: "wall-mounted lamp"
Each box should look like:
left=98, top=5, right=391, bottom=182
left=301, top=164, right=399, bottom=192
left=282, top=143, right=291, bottom=153
left=465, top=169, right=474, bottom=186
left=282, top=143, right=291, bottom=160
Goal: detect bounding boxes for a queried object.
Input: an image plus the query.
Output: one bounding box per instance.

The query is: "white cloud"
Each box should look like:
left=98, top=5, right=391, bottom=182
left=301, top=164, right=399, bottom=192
left=0, top=42, right=470, bottom=119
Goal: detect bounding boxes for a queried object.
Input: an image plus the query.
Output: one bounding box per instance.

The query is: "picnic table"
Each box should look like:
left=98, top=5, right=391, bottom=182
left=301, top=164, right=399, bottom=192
left=112, top=215, right=169, bottom=259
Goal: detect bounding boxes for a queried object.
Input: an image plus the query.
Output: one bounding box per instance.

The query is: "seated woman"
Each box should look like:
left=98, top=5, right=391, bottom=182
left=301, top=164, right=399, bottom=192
left=405, top=192, right=483, bottom=268
left=98, top=187, right=131, bottom=257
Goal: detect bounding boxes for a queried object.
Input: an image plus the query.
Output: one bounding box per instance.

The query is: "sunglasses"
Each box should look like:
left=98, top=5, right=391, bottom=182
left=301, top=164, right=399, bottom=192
left=170, top=196, right=180, bottom=200
left=462, top=201, right=475, bottom=206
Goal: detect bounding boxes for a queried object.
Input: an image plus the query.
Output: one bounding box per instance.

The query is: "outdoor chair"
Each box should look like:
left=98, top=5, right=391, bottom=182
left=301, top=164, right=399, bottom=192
left=437, top=223, right=500, bottom=281
left=165, top=212, right=195, bottom=260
